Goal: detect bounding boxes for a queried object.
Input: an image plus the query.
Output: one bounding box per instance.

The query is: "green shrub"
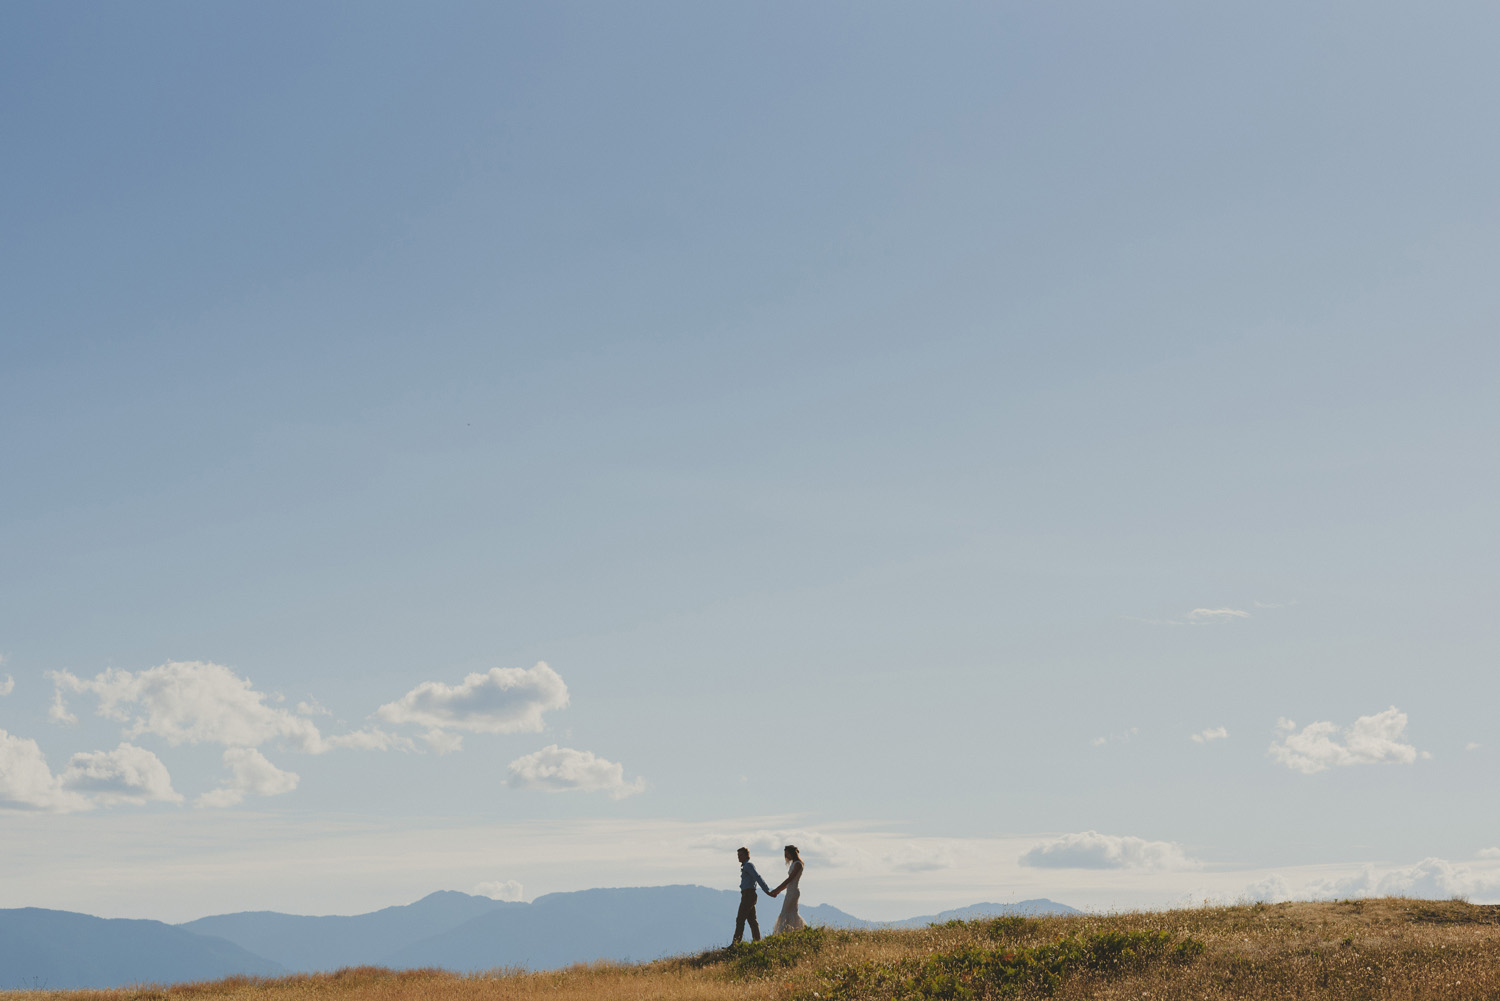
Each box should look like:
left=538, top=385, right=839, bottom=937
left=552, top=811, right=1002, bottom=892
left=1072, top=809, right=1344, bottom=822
left=691, top=926, right=836, bottom=978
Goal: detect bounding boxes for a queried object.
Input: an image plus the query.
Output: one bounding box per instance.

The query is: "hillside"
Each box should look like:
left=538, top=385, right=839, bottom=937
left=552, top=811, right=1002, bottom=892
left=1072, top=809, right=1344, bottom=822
left=12, top=898, right=1499, bottom=1000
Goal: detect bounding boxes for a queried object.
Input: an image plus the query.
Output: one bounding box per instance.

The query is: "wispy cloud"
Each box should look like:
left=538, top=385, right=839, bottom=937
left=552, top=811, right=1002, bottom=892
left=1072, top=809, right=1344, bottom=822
left=1128, top=604, right=1260, bottom=626
left=1191, top=726, right=1229, bottom=743
left=1092, top=727, right=1139, bottom=747
left=0, top=675, right=13, bottom=697
left=1188, top=607, right=1250, bottom=621
left=1019, top=830, right=1197, bottom=870
left=695, top=828, right=863, bottom=868
left=49, top=687, right=76, bottom=725
left=1269, top=707, right=1423, bottom=774
left=506, top=744, right=644, bottom=799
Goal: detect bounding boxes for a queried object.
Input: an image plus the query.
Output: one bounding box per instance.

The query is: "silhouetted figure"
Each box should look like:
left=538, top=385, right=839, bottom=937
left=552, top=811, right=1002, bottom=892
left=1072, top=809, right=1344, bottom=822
left=733, top=846, right=772, bottom=942
left=768, top=844, right=806, bottom=934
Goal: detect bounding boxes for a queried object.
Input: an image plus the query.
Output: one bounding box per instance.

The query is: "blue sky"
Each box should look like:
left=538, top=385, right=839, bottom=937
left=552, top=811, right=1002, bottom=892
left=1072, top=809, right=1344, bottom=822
left=3, top=2, right=1500, bottom=922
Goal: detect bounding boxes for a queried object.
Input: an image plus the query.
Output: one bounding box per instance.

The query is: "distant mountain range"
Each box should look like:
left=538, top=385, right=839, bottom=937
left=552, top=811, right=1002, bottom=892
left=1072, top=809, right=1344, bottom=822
left=0, top=907, right=285, bottom=990
left=1, top=887, right=1079, bottom=989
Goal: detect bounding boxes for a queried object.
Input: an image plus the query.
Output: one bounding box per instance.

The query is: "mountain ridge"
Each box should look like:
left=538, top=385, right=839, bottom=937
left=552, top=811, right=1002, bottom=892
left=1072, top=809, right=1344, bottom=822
left=0, top=907, right=286, bottom=990
left=1, top=886, right=1079, bottom=989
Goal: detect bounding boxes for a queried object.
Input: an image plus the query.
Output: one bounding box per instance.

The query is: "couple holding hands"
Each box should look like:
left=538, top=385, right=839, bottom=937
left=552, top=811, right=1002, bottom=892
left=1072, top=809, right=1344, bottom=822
left=733, top=844, right=805, bottom=943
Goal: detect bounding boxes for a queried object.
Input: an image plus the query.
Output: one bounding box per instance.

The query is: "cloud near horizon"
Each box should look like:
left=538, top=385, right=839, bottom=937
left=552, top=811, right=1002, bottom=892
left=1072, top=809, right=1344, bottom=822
left=1269, top=707, right=1423, bottom=774
left=1306, top=857, right=1500, bottom=901
left=506, top=744, right=643, bottom=799
left=1019, top=831, right=1197, bottom=870
left=696, top=828, right=863, bottom=868
left=473, top=879, right=525, bottom=902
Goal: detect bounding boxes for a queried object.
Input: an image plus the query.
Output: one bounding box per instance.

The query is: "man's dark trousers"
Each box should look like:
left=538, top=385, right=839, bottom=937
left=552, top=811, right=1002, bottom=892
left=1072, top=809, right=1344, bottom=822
left=734, top=888, right=761, bottom=942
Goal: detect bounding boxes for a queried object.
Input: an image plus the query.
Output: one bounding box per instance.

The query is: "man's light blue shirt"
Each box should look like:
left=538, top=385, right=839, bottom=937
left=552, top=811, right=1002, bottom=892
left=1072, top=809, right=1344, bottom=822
left=740, top=860, right=771, bottom=893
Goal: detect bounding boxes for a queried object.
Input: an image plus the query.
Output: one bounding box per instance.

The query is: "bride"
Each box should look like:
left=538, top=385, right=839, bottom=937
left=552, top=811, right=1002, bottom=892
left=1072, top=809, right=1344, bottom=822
left=768, top=844, right=806, bottom=934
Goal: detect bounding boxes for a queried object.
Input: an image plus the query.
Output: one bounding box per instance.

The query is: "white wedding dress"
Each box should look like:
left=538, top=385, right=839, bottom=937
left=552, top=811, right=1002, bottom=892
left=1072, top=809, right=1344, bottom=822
left=772, top=859, right=806, bottom=934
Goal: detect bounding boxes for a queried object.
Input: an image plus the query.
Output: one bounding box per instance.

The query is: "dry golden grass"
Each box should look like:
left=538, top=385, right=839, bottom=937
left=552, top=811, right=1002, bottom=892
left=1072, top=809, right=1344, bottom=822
left=12, top=898, right=1500, bottom=1001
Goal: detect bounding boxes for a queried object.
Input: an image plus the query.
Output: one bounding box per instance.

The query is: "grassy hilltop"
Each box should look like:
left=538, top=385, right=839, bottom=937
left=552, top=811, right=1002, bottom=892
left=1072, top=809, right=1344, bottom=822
left=13, top=898, right=1500, bottom=1001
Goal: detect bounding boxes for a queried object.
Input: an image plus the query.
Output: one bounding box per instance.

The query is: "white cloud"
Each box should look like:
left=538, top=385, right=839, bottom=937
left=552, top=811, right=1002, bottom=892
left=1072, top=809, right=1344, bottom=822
left=1478, top=847, right=1500, bottom=859
left=0, top=729, right=90, bottom=811
left=48, top=662, right=403, bottom=754
left=506, top=745, right=643, bottom=799
left=1269, top=707, right=1421, bottom=774
left=296, top=699, right=330, bottom=717
left=1243, top=874, right=1294, bottom=903
left=1467, top=742, right=1481, bottom=751
left=197, top=748, right=300, bottom=808
left=1307, top=858, right=1500, bottom=901
left=0, top=675, right=13, bottom=696
left=473, top=879, right=524, bottom=902
left=1188, top=608, right=1250, bottom=621
left=1019, top=831, right=1197, bottom=870
left=378, top=662, right=569, bottom=736
left=0, top=733, right=179, bottom=812
left=58, top=743, right=182, bottom=806
left=1191, top=726, right=1229, bottom=743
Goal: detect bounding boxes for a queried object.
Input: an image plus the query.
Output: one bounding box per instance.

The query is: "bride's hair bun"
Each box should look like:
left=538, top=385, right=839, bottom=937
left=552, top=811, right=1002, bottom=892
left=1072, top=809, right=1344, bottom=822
left=784, top=844, right=801, bottom=861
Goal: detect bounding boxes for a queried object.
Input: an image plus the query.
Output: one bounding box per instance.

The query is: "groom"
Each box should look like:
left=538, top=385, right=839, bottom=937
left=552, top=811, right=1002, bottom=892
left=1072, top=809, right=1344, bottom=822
left=733, top=846, right=773, bottom=943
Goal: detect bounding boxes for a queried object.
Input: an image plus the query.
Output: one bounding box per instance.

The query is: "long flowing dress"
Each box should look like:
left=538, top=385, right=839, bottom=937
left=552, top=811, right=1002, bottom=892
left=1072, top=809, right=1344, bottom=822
left=772, top=859, right=806, bottom=934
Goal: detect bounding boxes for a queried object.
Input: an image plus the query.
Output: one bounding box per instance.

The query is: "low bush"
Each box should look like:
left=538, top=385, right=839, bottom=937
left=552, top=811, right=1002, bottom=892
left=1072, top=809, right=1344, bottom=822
left=690, top=926, right=840, bottom=978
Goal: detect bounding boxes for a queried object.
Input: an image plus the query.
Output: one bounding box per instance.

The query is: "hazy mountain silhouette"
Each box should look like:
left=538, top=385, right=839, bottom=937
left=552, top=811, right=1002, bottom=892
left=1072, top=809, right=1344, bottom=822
left=884, top=899, right=1082, bottom=927
left=179, top=889, right=521, bottom=972
left=186, top=887, right=1080, bottom=972
left=1, top=886, right=1081, bottom=987
left=390, top=885, right=872, bottom=970
left=0, top=907, right=285, bottom=990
